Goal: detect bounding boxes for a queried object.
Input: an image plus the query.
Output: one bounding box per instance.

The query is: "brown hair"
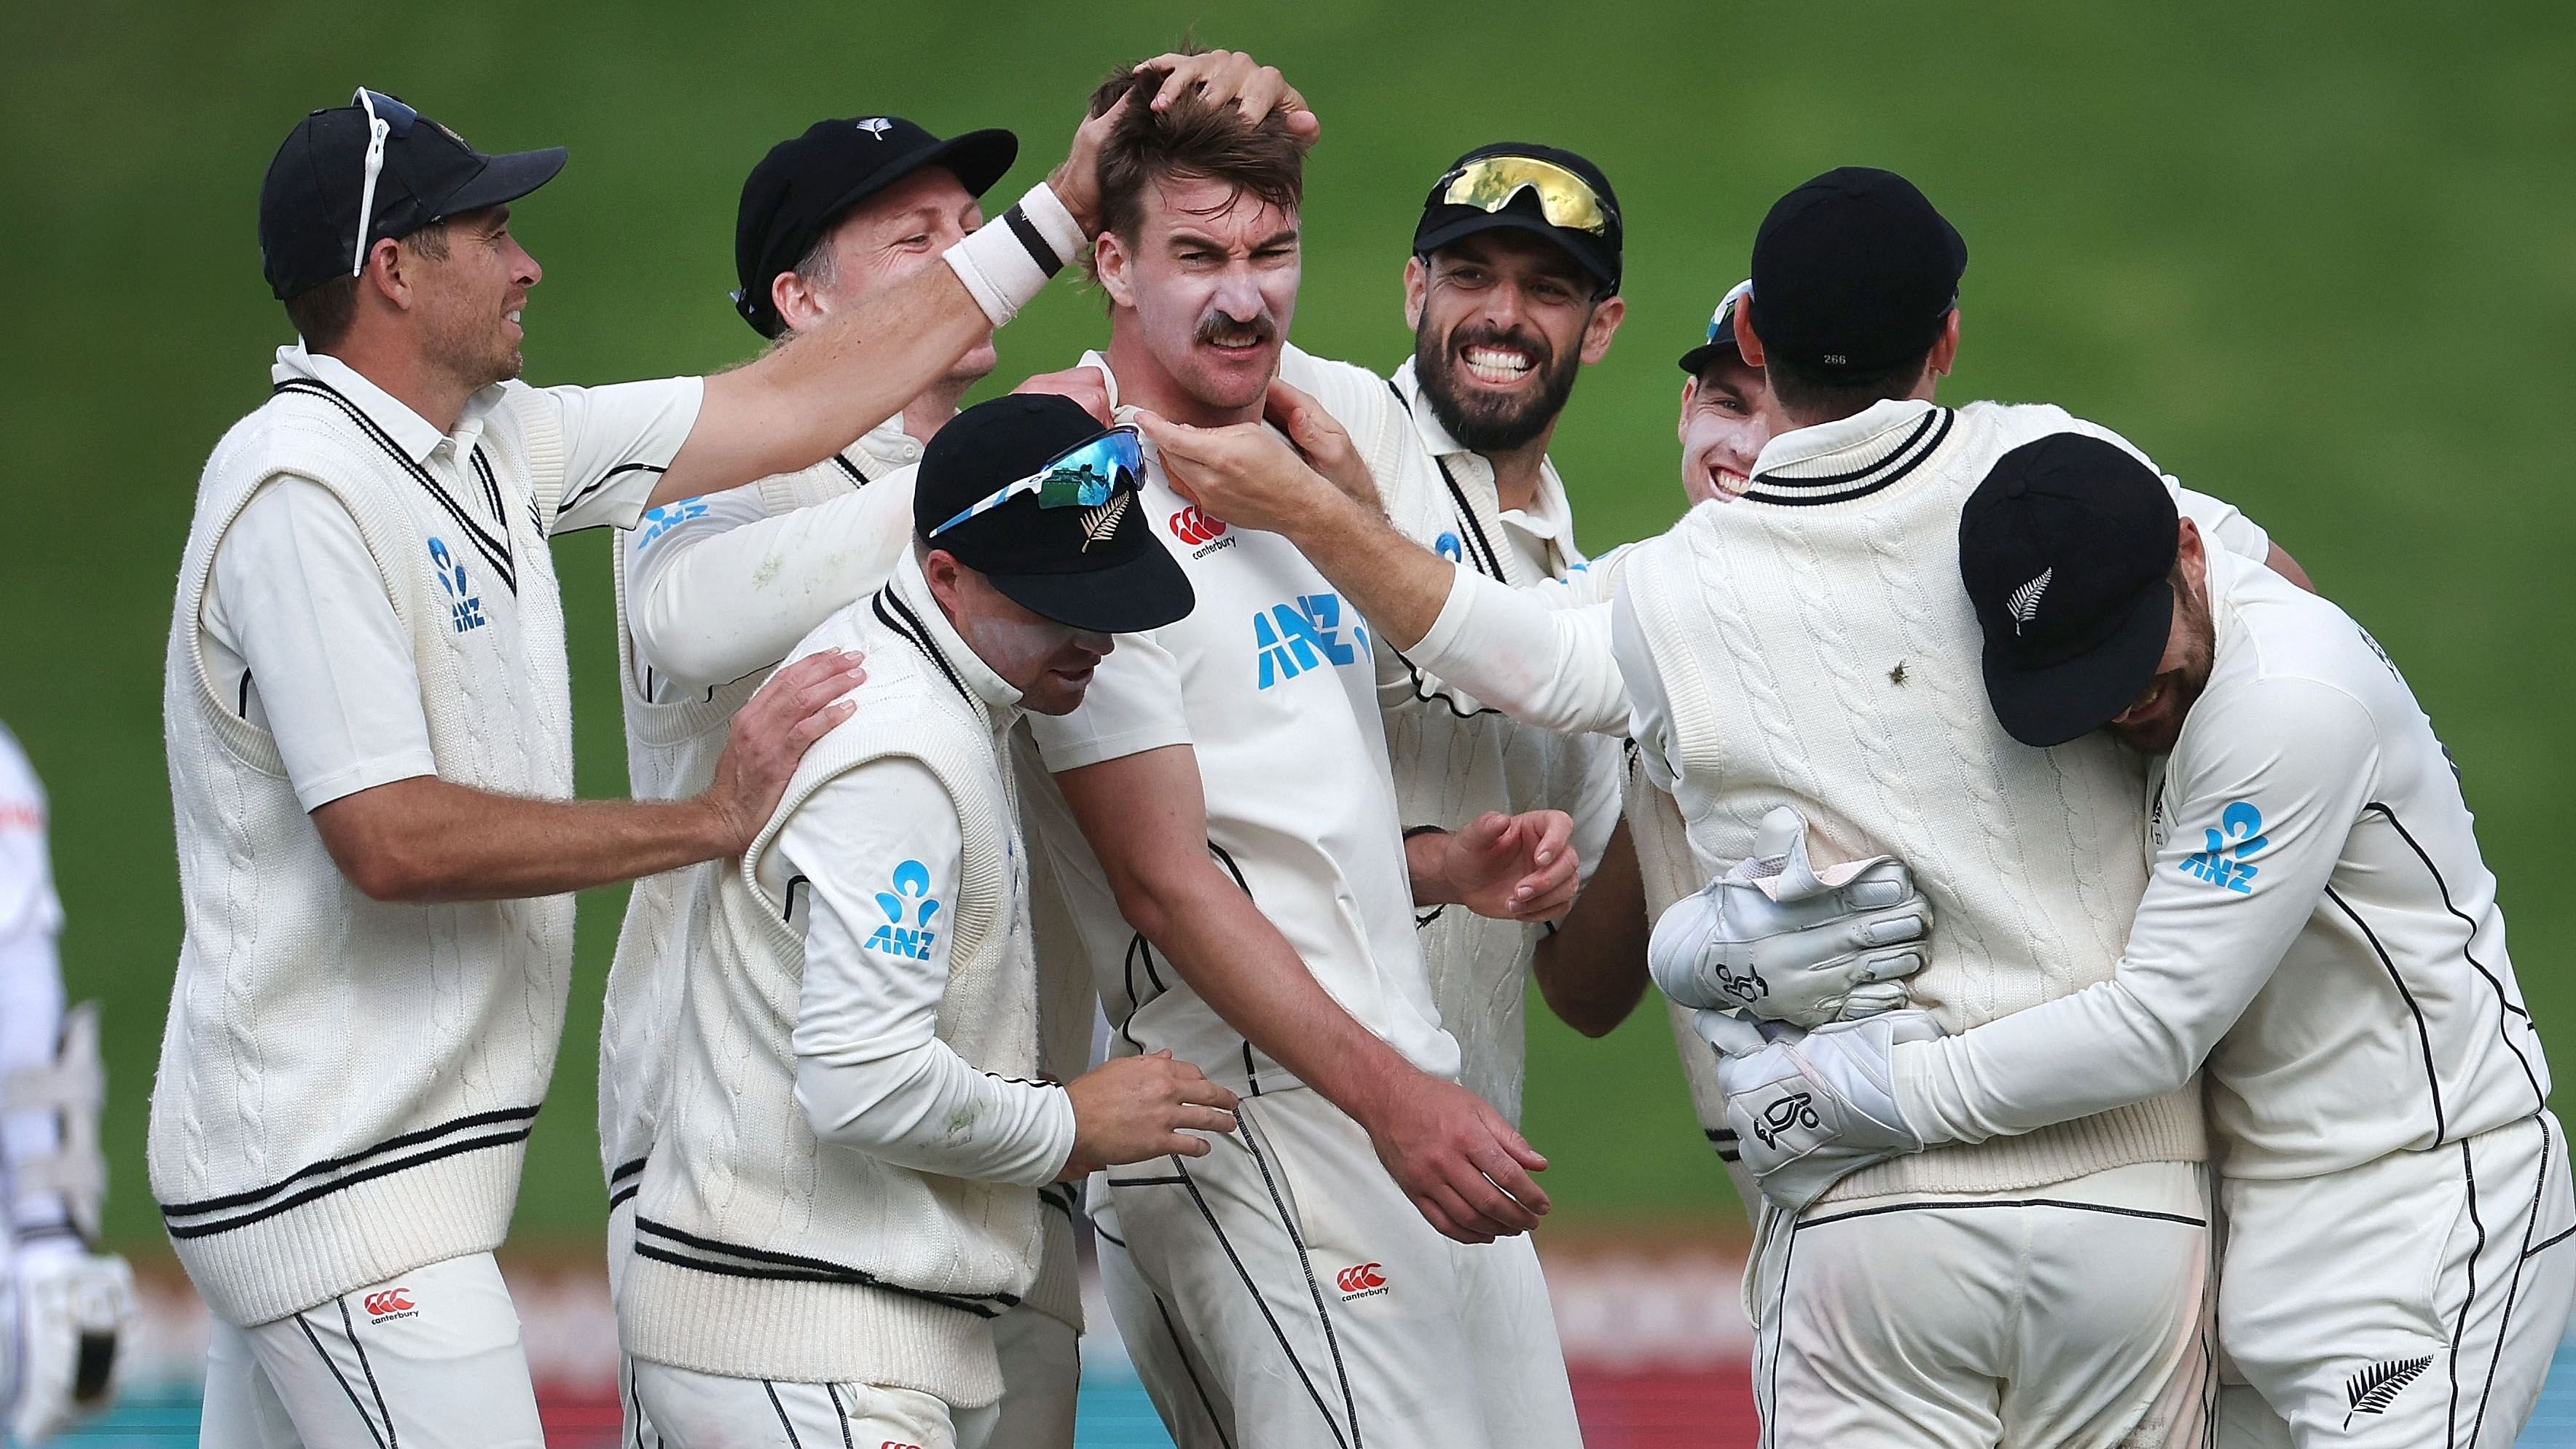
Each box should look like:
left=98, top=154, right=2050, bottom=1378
left=280, top=221, right=450, bottom=350
left=1083, top=55, right=1305, bottom=262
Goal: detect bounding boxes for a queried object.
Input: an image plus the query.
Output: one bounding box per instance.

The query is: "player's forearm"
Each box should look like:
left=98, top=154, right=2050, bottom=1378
left=1120, top=862, right=1421, bottom=1123
left=632, top=488, right=910, bottom=689
left=1265, top=484, right=1458, bottom=650
left=313, top=776, right=733, bottom=903
left=1533, top=822, right=1649, bottom=1038
left=1407, top=574, right=1630, bottom=735
left=796, top=1045, right=1075, bottom=1187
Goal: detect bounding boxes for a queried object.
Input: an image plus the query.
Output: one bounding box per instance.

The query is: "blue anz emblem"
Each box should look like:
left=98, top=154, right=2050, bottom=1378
left=2178, top=800, right=2267, bottom=893
left=1254, top=592, right=1371, bottom=690
left=428, top=537, right=487, bottom=633
left=1434, top=531, right=1464, bottom=562
left=864, top=859, right=942, bottom=959
left=635, top=498, right=710, bottom=551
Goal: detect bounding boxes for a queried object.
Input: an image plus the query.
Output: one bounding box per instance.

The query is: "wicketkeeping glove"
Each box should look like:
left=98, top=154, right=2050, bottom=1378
left=1716, top=1010, right=1945, bottom=1214
left=9, top=1239, right=133, bottom=1444
left=1649, top=806, right=1931, bottom=1029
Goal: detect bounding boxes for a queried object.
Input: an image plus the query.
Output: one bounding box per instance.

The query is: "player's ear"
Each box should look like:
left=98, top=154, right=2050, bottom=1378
left=1579, top=293, right=1625, bottom=364
left=773, top=269, right=822, bottom=335
left=1676, top=377, right=1696, bottom=444
left=2175, top=516, right=2206, bottom=582
left=1731, top=299, right=1766, bottom=366
left=1929, top=308, right=1963, bottom=378
left=1402, top=254, right=1428, bottom=332
left=1094, top=229, right=1139, bottom=310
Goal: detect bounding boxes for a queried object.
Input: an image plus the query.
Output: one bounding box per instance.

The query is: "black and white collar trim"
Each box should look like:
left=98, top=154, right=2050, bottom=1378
left=1745, top=406, right=1955, bottom=508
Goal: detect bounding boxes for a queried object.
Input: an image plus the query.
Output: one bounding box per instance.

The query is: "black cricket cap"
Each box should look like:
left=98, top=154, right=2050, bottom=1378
left=260, top=91, right=565, bottom=302
left=1959, top=433, right=2181, bottom=747
left=1413, top=143, right=1623, bottom=295
left=1748, top=166, right=1966, bottom=379
left=912, top=395, right=1194, bottom=635
left=734, top=116, right=1016, bottom=338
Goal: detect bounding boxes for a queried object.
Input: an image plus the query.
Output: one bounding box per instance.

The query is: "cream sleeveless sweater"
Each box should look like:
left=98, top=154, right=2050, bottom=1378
left=152, top=378, right=574, bottom=1326
left=1621, top=400, right=2207, bottom=1203
left=619, top=594, right=1045, bottom=1403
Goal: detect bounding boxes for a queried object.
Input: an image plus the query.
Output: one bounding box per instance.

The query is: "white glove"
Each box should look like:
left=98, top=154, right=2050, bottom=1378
left=1717, top=1010, right=1945, bottom=1214
left=1650, top=806, right=1930, bottom=1029
left=9, top=1241, right=133, bottom=1444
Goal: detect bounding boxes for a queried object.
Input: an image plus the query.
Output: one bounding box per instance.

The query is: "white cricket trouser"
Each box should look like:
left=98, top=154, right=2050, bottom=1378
left=1104, top=1085, right=1582, bottom=1449
left=632, top=1359, right=999, bottom=1449
left=988, top=1304, right=1081, bottom=1449
left=608, top=1195, right=664, bottom=1449
left=1753, top=1160, right=2213, bottom=1449
left=1093, top=1177, right=1234, bottom=1448
left=2210, top=1110, right=2576, bottom=1448
left=197, top=1251, right=546, bottom=1449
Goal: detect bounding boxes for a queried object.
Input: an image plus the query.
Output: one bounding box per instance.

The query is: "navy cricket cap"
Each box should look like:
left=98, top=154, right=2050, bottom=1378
left=1678, top=279, right=1754, bottom=376
left=1748, top=167, right=1966, bottom=379
left=1959, top=433, right=2180, bottom=747
left=913, top=395, right=1194, bottom=635
left=260, top=90, right=565, bottom=301
left=1413, top=143, right=1623, bottom=294
left=734, top=116, right=1016, bottom=338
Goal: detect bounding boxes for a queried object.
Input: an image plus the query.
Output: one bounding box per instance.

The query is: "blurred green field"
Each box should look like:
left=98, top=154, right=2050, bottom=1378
left=5, top=1, right=2573, bottom=1253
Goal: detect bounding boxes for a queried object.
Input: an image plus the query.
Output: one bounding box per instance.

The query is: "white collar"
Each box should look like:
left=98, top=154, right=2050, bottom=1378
left=1394, top=356, right=1577, bottom=547
left=887, top=549, right=1022, bottom=718
left=272, top=342, right=506, bottom=466
left=1741, top=397, right=1955, bottom=508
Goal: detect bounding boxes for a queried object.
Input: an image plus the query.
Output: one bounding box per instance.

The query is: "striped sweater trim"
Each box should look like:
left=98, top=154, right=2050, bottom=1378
left=159, top=1105, right=539, bottom=1239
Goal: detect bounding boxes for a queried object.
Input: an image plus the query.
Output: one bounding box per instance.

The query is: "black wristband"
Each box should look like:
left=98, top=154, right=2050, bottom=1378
left=1004, top=205, right=1064, bottom=278
left=1402, top=825, right=1450, bottom=841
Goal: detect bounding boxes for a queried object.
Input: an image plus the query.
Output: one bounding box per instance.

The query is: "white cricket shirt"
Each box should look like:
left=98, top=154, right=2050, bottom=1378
left=1020, top=353, right=1458, bottom=1091
left=1894, top=546, right=2551, bottom=1178
left=200, top=345, right=700, bottom=809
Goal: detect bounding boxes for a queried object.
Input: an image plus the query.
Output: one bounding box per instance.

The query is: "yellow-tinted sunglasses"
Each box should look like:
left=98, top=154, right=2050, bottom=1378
left=1437, top=154, right=1619, bottom=238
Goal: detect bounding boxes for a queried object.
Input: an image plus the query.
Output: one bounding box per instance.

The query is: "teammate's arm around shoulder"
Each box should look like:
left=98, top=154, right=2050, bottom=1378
left=1055, top=744, right=1554, bottom=1244
left=311, top=649, right=865, bottom=902
left=1896, top=675, right=2384, bottom=1144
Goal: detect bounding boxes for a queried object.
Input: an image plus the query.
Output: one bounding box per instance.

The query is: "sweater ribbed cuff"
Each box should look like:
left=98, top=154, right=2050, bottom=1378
left=1820, top=1088, right=2207, bottom=1205
left=621, top=1252, right=1005, bottom=1407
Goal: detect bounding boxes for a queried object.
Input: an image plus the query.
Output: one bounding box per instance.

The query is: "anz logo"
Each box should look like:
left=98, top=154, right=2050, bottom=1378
left=864, top=859, right=942, bottom=959
left=1253, top=592, right=1370, bottom=691
left=1433, top=531, right=1465, bottom=562
left=2178, top=800, right=2267, bottom=894
left=635, top=498, right=710, bottom=551
left=428, top=538, right=487, bottom=633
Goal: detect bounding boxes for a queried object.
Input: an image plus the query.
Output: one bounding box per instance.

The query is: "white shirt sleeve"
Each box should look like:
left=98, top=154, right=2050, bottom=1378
left=782, top=759, right=1077, bottom=1187
left=202, top=477, right=437, bottom=811
left=1024, top=631, right=1193, bottom=772
left=2172, top=484, right=2271, bottom=564
left=1893, top=674, right=2381, bottom=1144
left=0, top=733, right=69, bottom=1237
left=624, top=468, right=917, bottom=692
left=1405, top=565, right=1630, bottom=736
left=533, top=376, right=706, bottom=535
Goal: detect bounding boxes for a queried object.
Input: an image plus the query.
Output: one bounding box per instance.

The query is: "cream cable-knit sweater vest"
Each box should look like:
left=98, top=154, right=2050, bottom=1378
left=597, top=447, right=1083, bottom=1333
left=1279, top=348, right=1614, bottom=1124
left=152, top=380, right=574, bottom=1327
left=620, top=592, right=1045, bottom=1403
left=1622, top=401, right=2207, bottom=1203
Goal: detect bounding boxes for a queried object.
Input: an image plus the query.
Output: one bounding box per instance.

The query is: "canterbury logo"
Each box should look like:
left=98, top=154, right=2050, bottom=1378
left=1169, top=506, right=1228, bottom=546
left=1334, top=1262, right=1387, bottom=1297
left=1080, top=492, right=1131, bottom=551
left=361, top=1289, right=414, bottom=1317
left=2344, top=1355, right=2432, bottom=1428
left=2008, top=567, right=2052, bottom=635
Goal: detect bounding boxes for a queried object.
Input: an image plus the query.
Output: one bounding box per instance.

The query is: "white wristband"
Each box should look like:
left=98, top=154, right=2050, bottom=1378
left=942, top=183, right=1086, bottom=329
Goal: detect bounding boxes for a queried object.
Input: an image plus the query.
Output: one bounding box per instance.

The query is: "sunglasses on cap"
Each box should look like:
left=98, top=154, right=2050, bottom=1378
left=1437, top=154, right=1619, bottom=238
left=928, top=425, right=1143, bottom=540
left=1705, top=278, right=1754, bottom=347
left=350, top=87, right=419, bottom=277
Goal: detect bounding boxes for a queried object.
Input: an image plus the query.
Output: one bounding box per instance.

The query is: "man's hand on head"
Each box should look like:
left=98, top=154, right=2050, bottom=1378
left=1011, top=367, right=1113, bottom=426
left=1136, top=50, right=1321, bottom=144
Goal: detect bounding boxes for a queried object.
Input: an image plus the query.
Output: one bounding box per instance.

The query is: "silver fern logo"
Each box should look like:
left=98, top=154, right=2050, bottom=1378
left=856, top=117, right=893, bottom=139
left=2343, top=1355, right=2432, bottom=1428
left=2008, top=567, right=2053, bottom=635
left=1079, top=492, right=1131, bottom=551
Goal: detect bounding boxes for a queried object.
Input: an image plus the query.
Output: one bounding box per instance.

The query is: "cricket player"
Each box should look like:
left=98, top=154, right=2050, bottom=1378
left=1017, top=68, right=1588, bottom=1449
left=0, top=726, right=134, bottom=1445
left=620, top=395, right=1236, bottom=1449
left=158, top=82, right=1121, bottom=1448
left=597, top=55, right=1315, bottom=1446
left=1718, top=435, right=2573, bottom=1446
left=1142, top=167, right=2304, bottom=1447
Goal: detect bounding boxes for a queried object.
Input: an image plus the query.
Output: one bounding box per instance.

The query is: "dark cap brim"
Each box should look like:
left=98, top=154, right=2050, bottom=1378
left=436, top=146, right=568, bottom=219
left=983, top=538, right=1195, bottom=635
left=1982, top=576, right=2173, bottom=747
left=1415, top=211, right=1619, bottom=288
left=1678, top=337, right=1741, bottom=376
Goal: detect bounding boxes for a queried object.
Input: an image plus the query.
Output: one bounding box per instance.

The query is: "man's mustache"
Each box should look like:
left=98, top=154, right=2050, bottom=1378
left=1446, top=322, right=1555, bottom=372
left=1195, top=312, right=1276, bottom=346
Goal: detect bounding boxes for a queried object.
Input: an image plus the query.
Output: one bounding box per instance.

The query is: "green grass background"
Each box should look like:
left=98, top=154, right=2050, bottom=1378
left=7, top=2, right=2572, bottom=1252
